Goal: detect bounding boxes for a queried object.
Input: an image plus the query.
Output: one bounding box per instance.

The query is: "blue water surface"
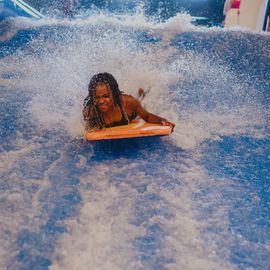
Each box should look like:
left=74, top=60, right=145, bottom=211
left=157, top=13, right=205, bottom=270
left=0, top=3, right=270, bottom=270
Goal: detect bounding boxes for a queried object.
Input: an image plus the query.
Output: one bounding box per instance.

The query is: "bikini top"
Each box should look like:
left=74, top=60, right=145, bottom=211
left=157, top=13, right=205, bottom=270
left=105, top=107, right=137, bottom=128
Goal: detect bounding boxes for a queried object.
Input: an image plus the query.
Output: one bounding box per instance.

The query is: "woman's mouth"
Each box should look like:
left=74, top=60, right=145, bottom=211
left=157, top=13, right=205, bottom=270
left=98, top=104, right=109, bottom=111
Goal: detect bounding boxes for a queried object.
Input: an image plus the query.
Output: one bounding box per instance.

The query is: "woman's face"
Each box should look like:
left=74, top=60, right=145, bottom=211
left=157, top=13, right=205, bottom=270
left=94, top=83, right=114, bottom=112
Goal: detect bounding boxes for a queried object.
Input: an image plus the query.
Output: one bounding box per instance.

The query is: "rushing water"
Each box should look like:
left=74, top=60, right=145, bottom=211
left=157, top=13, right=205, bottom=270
left=0, top=7, right=269, bottom=270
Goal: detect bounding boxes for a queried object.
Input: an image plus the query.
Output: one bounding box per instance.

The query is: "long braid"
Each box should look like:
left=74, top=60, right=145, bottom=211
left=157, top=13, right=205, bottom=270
left=83, top=86, right=105, bottom=130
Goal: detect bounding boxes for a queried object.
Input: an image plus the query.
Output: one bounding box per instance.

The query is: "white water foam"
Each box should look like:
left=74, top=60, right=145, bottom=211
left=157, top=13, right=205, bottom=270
left=1, top=11, right=268, bottom=269
left=1, top=13, right=266, bottom=149
left=0, top=134, right=54, bottom=268
left=49, top=157, right=234, bottom=270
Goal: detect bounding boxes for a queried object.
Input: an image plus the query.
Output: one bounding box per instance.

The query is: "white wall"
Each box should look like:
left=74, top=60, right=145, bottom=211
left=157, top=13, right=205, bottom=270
left=256, top=0, right=269, bottom=30
left=224, top=0, right=269, bottom=31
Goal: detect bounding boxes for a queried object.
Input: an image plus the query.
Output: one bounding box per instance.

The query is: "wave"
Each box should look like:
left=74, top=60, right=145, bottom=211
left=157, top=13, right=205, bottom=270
left=0, top=10, right=269, bottom=270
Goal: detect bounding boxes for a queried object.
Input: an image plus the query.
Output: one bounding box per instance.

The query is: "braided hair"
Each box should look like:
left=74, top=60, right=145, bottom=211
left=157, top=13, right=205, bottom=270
left=83, top=73, right=126, bottom=129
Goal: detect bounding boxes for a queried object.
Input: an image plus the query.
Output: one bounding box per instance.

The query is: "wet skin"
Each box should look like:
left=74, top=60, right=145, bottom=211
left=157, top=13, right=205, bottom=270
left=83, top=83, right=175, bottom=130
left=94, top=84, right=114, bottom=112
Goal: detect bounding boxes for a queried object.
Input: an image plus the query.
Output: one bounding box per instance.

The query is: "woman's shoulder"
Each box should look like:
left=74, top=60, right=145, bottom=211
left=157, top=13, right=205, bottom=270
left=121, top=94, right=140, bottom=109
left=121, top=94, right=138, bottom=103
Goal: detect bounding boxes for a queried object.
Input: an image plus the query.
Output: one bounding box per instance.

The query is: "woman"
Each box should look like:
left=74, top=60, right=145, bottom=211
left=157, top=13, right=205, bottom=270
left=83, top=73, right=175, bottom=131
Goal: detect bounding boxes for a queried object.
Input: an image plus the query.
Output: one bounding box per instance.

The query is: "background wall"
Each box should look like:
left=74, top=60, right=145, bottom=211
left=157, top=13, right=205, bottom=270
left=23, top=0, right=226, bottom=23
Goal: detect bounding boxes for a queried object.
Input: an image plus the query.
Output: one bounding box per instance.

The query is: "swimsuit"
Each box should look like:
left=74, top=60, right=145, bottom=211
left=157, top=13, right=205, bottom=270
left=231, top=0, right=241, bottom=9
left=105, top=107, right=137, bottom=128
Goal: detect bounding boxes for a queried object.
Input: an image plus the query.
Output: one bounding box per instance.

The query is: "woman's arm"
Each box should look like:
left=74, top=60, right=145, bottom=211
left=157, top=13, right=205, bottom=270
left=127, top=95, right=175, bottom=130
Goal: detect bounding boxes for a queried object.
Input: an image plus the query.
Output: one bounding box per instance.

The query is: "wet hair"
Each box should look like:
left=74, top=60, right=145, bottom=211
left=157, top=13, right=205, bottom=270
left=83, top=72, right=126, bottom=129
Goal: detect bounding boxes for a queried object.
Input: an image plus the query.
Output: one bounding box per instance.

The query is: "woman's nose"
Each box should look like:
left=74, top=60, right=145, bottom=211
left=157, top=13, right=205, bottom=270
left=98, top=97, right=105, bottom=104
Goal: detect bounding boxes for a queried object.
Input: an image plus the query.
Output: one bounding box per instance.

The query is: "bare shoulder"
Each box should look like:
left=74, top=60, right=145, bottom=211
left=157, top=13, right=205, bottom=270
left=121, top=94, right=140, bottom=108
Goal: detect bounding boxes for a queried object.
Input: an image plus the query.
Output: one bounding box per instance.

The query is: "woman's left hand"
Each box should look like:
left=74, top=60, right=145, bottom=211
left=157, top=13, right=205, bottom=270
left=161, top=120, right=175, bottom=131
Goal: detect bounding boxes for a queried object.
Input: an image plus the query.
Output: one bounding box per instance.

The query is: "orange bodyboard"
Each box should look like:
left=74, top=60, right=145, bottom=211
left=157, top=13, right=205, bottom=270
left=85, top=120, right=172, bottom=141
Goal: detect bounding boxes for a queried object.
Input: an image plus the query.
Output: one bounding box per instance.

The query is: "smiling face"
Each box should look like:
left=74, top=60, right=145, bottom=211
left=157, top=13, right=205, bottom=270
left=94, top=83, right=114, bottom=112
